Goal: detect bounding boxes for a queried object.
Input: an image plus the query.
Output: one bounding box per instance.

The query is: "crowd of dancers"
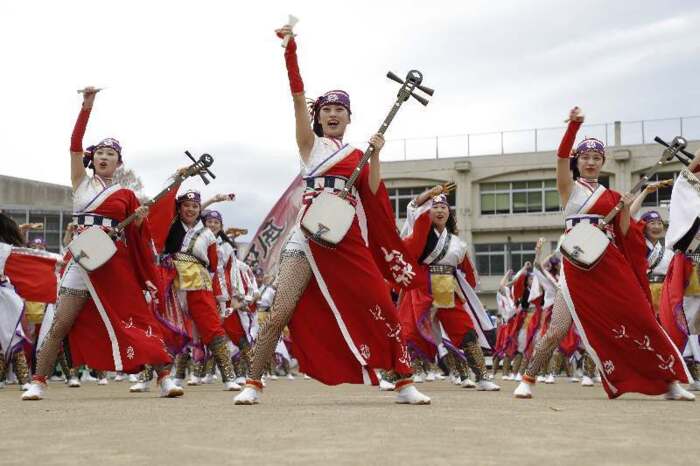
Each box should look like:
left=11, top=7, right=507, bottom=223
left=1, top=22, right=700, bottom=406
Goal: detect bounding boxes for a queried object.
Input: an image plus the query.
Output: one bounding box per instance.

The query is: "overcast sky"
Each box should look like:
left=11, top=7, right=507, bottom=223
left=2, top=0, right=699, bottom=239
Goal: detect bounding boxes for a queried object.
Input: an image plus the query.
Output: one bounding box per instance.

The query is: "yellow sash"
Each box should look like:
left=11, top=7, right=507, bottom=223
left=431, top=274, right=456, bottom=309
left=174, top=260, right=212, bottom=291
left=686, top=264, right=700, bottom=296
left=24, top=301, right=46, bottom=324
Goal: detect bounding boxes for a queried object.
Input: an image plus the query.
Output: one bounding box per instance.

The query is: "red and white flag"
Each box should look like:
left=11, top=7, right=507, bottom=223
left=244, top=175, right=304, bottom=273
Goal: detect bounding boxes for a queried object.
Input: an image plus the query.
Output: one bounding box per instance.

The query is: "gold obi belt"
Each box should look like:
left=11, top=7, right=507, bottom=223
left=173, top=252, right=212, bottom=292
left=24, top=301, right=46, bottom=324
left=686, top=261, right=700, bottom=297
left=429, top=264, right=458, bottom=309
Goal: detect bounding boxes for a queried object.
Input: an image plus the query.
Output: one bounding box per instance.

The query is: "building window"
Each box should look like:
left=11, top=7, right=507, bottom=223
left=387, top=186, right=456, bottom=220
left=2, top=209, right=70, bottom=253
left=474, top=242, right=536, bottom=276
left=480, top=177, right=609, bottom=215
left=641, top=172, right=676, bottom=207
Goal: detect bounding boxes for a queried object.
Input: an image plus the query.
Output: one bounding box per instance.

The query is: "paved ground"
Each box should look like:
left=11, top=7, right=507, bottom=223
left=1, top=376, right=699, bottom=465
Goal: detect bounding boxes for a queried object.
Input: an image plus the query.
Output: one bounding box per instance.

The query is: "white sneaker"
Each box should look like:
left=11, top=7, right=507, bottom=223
left=570, top=377, right=581, bottom=383
left=234, top=376, right=246, bottom=385
left=544, top=374, right=556, bottom=384
left=49, top=375, right=64, bottom=382
left=688, top=380, right=700, bottom=391
left=379, top=379, right=396, bottom=391
left=81, top=372, right=97, bottom=382
left=159, top=377, right=184, bottom=398
left=97, top=378, right=108, bottom=386
left=234, top=386, right=260, bottom=405
left=20, top=383, right=31, bottom=391
left=413, top=373, right=424, bottom=383
left=461, top=378, right=476, bottom=388
left=269, top=374, right=279, bottom=380
left=536, top=375, right=546, bottom=383
left=201, top=374, right=214, bottom=384
left=114, top=374, right=125, bottom=382
left=425, top=372, right=436, bottom=382
left=173, top=378, right=184, bottom=388
left=187, top=375, right=200, bottom=386
left=476, top=380, right=501, bottom=391
left=303, top=374, right=311, bottom=380
left=514, top=373, right=523, bottom=382
left=501, top=373, right=513, bottom=381
left=594, top=375, right=602, bottom=384
left=286, top=373, right=295, bottom=380
left=21, top=382, right=45, bottom=400
left=224, top=380, right=242, bottom=391
left=68, top=377, right=81, bottom=388
left=513, top=381, right=533, bottom=399
left=129, top=381, right=150, bottom=393
left=395, top=385, right=431, bottom=405
left=664, top=382, right=696, bottom=401
left=581, top=376, right=595, bottom=387
left=128, top=374, right=139, bottom=383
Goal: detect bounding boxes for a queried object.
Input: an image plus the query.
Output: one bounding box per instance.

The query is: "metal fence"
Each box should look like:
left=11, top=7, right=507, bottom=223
left=379, top=115, right=700, bottom=161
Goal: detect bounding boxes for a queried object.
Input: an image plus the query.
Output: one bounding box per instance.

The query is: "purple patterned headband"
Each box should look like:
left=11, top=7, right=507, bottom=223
left=314, top=90, right=351, bottom=115
left=641, top=210, right=662, bottom=223
left=574, top=138, right=605, bottom=158
left=432, top=194, right=449, bottom=206
left=202, top=209, right=223, bottom=222
left=86, top=138, right=122, bottom=157
left=177, top=189, right=201, bottom=204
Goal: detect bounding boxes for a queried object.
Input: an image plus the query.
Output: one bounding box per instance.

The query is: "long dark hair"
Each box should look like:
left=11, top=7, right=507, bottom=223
left=419, top=208, right=458, bottom=262
left=0, top=213, right=25, bottom=246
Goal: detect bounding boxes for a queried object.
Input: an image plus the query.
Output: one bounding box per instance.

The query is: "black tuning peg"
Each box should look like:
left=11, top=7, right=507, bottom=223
left=386, top=71, right=404, bottom=85
left=410, top=93, right=429, bottom=106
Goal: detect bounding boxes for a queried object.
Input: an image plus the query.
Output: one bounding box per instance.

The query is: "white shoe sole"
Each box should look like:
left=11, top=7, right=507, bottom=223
left=395, top=398, right=431, bottom=405
left=161, top=389, right=184, bottom=398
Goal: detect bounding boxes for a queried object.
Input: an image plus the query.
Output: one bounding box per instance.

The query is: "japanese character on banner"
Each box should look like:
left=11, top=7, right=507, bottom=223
left=398, top=344, right=410, bottom=365
left=385, top=322, right=402, bottom=342
left=257, top=219, right=286, bottom=257
left=633, top=335, right=654, bottom=352
left=126, top=346, right=135, bottom=360
left=612, top=325, right=628, bottom=339
left=380, top=247, right=416, bottom=286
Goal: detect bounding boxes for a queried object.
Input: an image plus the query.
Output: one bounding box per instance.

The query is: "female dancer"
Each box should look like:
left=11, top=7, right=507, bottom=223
left=513, top=106, right=693, bottom=400
left=234, top=24, right=430, bottom=405
left=399, top=185, right=499, bottom=391
left=153, top=189, right=241, bottom=391
left=659, top=149, right=700, bottom=391
left=22, top=87, right=180, bottom=400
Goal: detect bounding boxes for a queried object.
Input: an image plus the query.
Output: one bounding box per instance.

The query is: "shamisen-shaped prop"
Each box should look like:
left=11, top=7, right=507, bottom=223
left=301, top=70, right=434, bottom=248
left=561, top=136, right=690, bottom=270
left=68, top=151, right=216, bottom=272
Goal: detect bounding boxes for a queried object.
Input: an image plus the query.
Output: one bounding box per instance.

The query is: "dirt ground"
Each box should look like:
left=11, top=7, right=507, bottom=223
left=1, top=376, right=699, bottom=466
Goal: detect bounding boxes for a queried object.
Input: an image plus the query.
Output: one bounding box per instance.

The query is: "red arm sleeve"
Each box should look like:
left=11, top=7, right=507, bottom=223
left=207, top=243, right=218, bottom=274
left=70, top=106, right=91, bottom=153
left=283, top=38, right=304, bottom=94
left=459, top=255, right=478, bottom=289
left=557, top=120, right=582, bottom=159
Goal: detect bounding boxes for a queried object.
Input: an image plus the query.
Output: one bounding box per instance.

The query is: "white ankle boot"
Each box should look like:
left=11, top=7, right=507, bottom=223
left=513, top=381, right=533, bottom=399
left=476, top=380, right=501, bottom=391
left=159, top=377, right=184, bottom=398
left=664, top=382, right=696, bottom=401
left=129, top=380, right=150, bottom=393
left=581, top=376, right=595, bottom=387
left=234, top=386, right=260, bottom=405
left=544, top=374, right=556, bottom=384
left=21, top=382, right=46, bottom=400
left=395, top=384, right=431, bottom=405
left=379, top=379, right=396, bottom=391
left=224, top=380, right=242, bottom=391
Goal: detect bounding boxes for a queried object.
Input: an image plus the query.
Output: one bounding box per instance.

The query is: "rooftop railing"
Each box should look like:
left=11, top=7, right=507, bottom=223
left=380, top=115, right=700, bottom=161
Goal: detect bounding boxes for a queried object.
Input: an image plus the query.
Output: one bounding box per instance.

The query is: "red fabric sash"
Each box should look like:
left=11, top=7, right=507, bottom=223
left=4, top=251, right=57, bottom=303
left=659, top=253, right=692, bottom=351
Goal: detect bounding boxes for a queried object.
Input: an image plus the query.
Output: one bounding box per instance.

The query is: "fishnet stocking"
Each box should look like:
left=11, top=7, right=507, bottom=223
left=35, top=296, right=88, bottom=377
left=249, top=252, right=312, bottom=381
left=525, top=291, right=572, bottom=378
